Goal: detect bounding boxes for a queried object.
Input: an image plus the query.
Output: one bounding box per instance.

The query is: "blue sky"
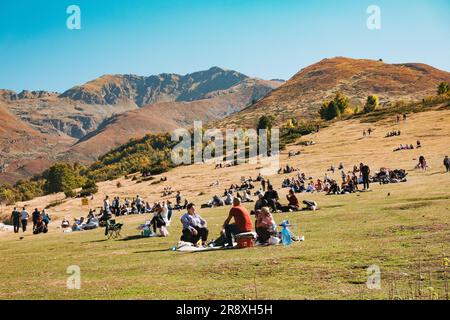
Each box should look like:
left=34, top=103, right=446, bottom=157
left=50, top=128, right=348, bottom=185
left=0, top=0, right=449, bottom=92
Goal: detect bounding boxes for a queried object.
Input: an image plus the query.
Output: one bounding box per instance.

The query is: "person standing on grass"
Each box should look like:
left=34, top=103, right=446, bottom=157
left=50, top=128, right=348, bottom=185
left=32, top=208, right=40, bottom=232
left=444, top=156, right=450, bottom=172
left=180, top=203, right=209, bottom=247
left=20, top=207, right=29, bottom=232
left=11, top=207, right=21, bottom=233
left=223, top=198, right=253, bottom=247
left=361, top=163, right=371, bottom=190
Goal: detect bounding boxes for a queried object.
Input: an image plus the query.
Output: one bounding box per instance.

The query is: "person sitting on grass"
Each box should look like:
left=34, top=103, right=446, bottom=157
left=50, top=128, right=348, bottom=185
left=242, top=190, right=253, bottom=203
left=286, top=189, right=300, bottom=211
left=264, top=185, right=282, bottom=212
left=327, top=180, right=341, bottom=195
left=222, top=198, right=253, bottom=247
left=33, top=216, right=48, bottom=235
left=180, top=203, right=209, bottom=247
left=255, top=207, right=277, bottom=244
left=61, top=218, right=70, bottom=229
left=254, top=194, right=269, bottom=212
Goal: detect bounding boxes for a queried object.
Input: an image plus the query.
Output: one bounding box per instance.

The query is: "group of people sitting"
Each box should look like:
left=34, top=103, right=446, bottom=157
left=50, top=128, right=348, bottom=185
left=215, top=162, right=235, bottom=169
left=278, top=165, right=298, bottom=175
left=162, top=186, right=173, bottom=196
left=64, top=210, right=101, bottom=232
left=386, top=130, right=401, bottom=138
left=180, top=198, right=294, bottom=248
left=393, top=141, right=421, bottom=152
left=372, top=168, right=408, bottom=184
left=253, top=186, right=318, bottom=213
left=288, top=151, right=301, bottom=158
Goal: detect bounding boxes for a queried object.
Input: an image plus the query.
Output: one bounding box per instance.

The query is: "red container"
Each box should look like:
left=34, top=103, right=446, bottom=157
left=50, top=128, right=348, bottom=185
left=237, top=238, right=254, bottom=249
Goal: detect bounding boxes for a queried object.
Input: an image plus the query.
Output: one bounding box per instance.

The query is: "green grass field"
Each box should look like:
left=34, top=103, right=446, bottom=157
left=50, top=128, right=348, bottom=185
left=1, top=170, right=448, bottom=300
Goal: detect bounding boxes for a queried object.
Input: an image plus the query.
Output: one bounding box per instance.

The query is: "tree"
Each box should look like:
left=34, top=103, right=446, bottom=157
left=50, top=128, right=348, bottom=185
left=0, top=186, right=16, bottom=205
left=437, top=82, right=449, bottom=95
left=364, top=95, right=379, bottom=113
left=44, top=163, right=80, bottom=194
left=319, top=92, right=349, bottom=120
left=257, top=115, right=274, bottom=131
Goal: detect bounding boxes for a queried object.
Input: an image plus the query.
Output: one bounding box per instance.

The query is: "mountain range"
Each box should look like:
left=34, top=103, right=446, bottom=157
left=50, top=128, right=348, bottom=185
left=0, top=67, right=282, bottom=183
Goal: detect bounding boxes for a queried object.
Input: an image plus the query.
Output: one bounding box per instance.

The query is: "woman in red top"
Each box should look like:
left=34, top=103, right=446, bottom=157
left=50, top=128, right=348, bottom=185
left=223, top=198, right=253, bottom=247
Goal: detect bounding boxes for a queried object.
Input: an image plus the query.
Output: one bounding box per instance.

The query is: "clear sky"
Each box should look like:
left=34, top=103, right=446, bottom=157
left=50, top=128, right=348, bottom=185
left=1, top=0, right=449, bottom=92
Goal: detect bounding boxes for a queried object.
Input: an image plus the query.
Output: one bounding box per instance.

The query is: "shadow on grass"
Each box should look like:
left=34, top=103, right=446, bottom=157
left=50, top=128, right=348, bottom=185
left=134, top=248, right=172, bottom=254
left=118, top=235, right=146, bottom=241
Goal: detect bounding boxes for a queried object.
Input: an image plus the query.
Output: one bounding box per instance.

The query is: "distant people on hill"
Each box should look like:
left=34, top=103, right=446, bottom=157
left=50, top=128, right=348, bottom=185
left=416, top=156, right=429, bottom=170
left=10, top=207, right=20, bottom=233
left=223, top=198, right=253, bottom=247
left=444, top=156, right=450, bottom=172
left=394, top=144, right=415, bottom=152
left=367, top=128, right=373, bottom=136
left=361, top=163, right=371, bottom=190
left=180, top=203, right=209, bottom=247
left=386, top=130, right=401, bottom=138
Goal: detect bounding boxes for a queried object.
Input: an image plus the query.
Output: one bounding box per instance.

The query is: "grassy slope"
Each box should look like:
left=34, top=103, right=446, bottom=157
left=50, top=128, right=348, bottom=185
left=0, top=109, right=449, bottom=300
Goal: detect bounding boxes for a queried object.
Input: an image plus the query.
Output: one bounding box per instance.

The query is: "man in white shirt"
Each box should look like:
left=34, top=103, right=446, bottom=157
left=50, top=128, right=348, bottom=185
left=20, top=207, right=29, bottom=232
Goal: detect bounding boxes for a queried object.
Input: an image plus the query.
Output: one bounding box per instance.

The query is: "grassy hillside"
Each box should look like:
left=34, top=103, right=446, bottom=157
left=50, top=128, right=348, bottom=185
left=0, top=107, right=449, bottom=300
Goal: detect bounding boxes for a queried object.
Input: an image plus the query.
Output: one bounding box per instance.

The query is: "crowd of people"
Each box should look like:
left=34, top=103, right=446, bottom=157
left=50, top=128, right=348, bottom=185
left=10, top=207, right=50, bottom=234
left=180, top=198, right=294, bottom=248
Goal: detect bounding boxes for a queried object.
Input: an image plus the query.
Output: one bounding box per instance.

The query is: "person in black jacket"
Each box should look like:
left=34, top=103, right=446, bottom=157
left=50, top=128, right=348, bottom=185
left=263, top=185, right=281, bottom=212
left=361, top=164, right=371, bottom=190
left=444, top=156, right=450, bottom=172
left=32, top=208, right=41, bottom=232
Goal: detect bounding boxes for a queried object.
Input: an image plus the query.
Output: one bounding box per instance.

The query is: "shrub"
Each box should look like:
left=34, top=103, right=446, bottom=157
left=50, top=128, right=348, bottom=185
left=319, top=92, right=349, bottom=120
left=364, top=95, right=379, bottom=113
left=79, top=179, right=98, bottom=197
left=64, top=189, right=76, bottom=198
left=437, top=82, right=449, bottom=95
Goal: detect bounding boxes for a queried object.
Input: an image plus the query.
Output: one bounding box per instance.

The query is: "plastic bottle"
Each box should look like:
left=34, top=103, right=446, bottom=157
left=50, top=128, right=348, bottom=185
left=281, top=225, right=292, bottom=246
